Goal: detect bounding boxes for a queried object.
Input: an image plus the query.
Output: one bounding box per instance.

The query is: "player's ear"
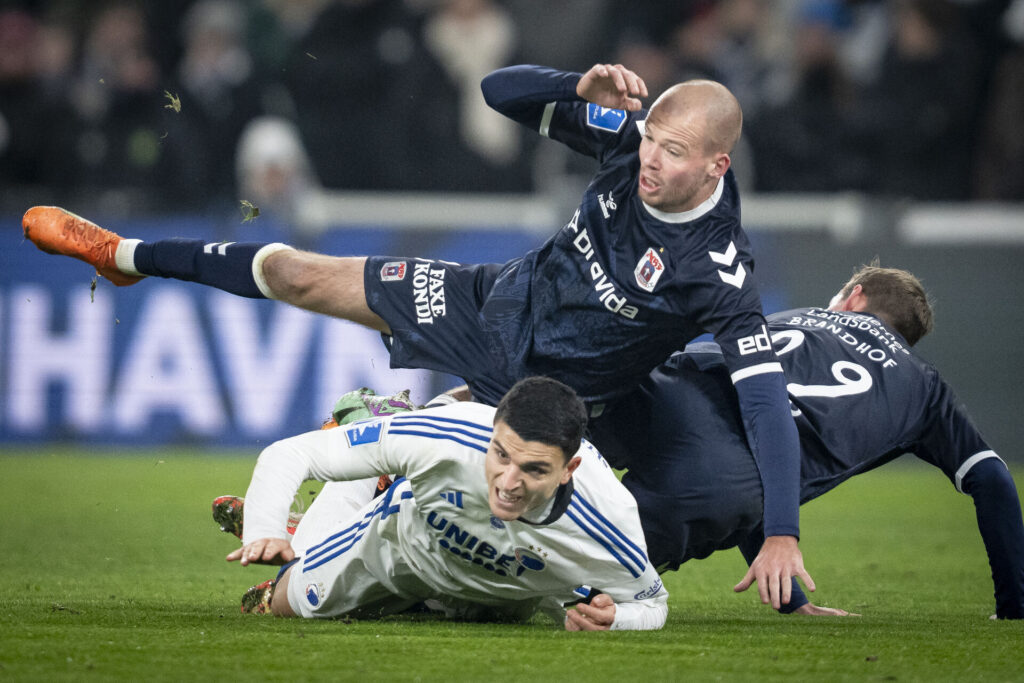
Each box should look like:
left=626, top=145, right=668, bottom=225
left=708, top=152, right=730, bottom=178
left=846, top=284, right=872, bottom=312
left=830, top=284, right=862, bottom=312
left=561, top=455, right=583, bottom=484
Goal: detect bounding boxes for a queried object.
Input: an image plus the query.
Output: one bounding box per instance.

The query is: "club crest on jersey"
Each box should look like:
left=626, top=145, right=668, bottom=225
left=344, top=419, right=383, bottom=446
left=305, top=583, right=323, bottom=606
left=634, top=248, right=665, bottom=292
left=586, top=104, right=626, bottom=133
left=380, top=261, right=406, bottom=282
left=514, top=547, right=547, bottom=573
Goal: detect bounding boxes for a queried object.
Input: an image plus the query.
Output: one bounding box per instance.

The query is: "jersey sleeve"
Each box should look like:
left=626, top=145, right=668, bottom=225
left=610, top=590, right=669, bottom=630
left=480, top=64, right=583, bottom=127
left=911, top=370, right=996, bottom=488
left=693, top=230, right=780, bottom=380
left=960, top=457, right=1024, bottom=618
left=698, top=240, right=800, bottom=538
left=480, top=64, right=643, bottom=161
left=240, top=412, right=446, bottom=543
left=910, top=373, right=1024, bottom=618
left=732, top=371, right=802, bottom=538
left=565, top=454, right=670, bottom=630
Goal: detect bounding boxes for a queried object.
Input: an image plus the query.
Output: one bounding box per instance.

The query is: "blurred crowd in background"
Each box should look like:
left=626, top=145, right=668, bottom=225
left=1, top=0, right=1023, bottom=223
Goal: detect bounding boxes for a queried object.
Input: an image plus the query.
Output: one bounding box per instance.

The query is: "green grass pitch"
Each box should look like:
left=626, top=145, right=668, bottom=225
left=1, top=449, right=1022, bottom=681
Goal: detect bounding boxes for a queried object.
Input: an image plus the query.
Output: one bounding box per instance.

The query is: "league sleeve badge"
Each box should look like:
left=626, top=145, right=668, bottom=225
left=344, top=419, right=384, bottom=446
left=586, top=104, right=627, bottom=133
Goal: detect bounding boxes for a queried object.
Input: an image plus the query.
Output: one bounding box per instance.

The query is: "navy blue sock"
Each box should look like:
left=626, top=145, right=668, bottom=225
left=133, top=239, right=274, bottom=299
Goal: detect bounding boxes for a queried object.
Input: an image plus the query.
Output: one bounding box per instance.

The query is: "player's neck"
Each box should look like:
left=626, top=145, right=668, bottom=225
left=518, top=491, right=558, bottom=524
left=641, top=176, right=724, bottom=224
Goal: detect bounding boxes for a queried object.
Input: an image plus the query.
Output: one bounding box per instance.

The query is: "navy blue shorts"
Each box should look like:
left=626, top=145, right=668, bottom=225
left=363, top=256, right=531, bottom=406
left=587, top=353, right=763, bottom=569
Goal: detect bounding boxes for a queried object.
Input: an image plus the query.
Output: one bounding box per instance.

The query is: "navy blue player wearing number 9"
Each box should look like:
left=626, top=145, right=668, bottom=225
left=589, top=265, right=1024, bottom=618
left=23, top=62, right=806, bottom=608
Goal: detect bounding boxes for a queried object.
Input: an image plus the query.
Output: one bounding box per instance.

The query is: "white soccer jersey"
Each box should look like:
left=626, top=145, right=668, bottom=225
left=242, top=402, right=667, bottom=629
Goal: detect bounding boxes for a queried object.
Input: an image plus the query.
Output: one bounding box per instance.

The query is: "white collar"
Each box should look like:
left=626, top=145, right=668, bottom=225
left=641, top=175, right=724, bottom=224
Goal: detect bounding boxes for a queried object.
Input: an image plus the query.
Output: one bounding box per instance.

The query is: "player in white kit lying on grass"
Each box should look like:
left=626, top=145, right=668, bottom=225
left=227, top=376, right=668, bottom=631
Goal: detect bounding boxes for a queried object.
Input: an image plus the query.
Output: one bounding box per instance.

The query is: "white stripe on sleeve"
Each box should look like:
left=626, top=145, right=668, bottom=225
left=955, top=450, right=1005, bottom=493
left=730, top=362, right=784, bottom=384
left=539, top=102, right=556, bottom=138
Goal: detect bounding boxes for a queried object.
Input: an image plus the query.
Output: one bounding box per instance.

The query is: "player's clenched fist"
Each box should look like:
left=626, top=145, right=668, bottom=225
left=576, top=63, right=648, bottom=111
left=564, top=593, right=617, bottom=631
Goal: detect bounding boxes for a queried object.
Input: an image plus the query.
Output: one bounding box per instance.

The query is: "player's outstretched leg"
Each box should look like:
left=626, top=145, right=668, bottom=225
left=22, top=206, right=143, bottom=286
left=23, top=206, right=384, bottom=325
left=23, top=205, right=294, bottom=298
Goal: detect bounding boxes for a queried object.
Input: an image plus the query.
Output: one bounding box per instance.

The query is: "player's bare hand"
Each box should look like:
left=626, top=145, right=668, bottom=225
left=564, top=593, right=616, bottom=631
left=794, top=602, right=859, bottom=617
left=227, top=538, right=295, bottom=566
left=576, top=64, right=648, bottom=111
left=733, top=535, right=815, bottom=610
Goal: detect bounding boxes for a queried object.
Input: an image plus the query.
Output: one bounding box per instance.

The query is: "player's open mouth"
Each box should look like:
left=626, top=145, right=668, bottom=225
left=639, top=174, right=659, bottom=193
left=495, top=489, right=522, bottom=509
left=498, top=489, right=520, bottom=502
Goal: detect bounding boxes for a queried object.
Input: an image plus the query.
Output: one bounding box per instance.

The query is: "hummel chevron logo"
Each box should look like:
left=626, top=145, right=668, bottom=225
left=203, top=242, right=235, bottom=255
left=718, top=263, right=746, bottom=288
left=708, top=241, right=737, bottom=265
left=708, top=241, right=746, bottom=289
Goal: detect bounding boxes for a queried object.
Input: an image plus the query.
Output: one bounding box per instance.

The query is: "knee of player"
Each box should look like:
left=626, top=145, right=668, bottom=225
left=261, top=250, right=319, bottom=301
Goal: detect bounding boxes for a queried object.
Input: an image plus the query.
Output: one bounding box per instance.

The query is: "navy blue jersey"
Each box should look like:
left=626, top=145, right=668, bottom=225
left=590, top=306, right=1023, bottom=617
left=482, top=65, right=780, bottom=401
left=764, top=307, right=995, bottom=499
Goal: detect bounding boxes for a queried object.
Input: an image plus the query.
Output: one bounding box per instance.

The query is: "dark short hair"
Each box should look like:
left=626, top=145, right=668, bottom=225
left=493, top=377, right=587, bottom=462
left=840, top=263, right=934, bottom=345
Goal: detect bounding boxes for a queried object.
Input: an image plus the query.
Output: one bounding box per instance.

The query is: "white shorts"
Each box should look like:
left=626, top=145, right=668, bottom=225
left=285, top=478, right=434, bottom=619
left=289, top=478, right=380, bottom=552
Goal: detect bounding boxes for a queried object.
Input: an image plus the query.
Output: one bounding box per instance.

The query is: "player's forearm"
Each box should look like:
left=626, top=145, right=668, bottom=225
left=609, top=595, right=668, bottom=630
left=963, top=457, right=1024, bottom=618
left=733, top=371, right=801, bottom=538
left=242, top=429, right=385, bottom=543
left=480, top=65, right=582, bottom=126
left=242, top=439, right=313, bottom=544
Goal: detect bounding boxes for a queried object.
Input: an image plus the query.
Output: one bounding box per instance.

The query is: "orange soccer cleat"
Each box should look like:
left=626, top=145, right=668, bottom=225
left=22, top=206, right=143, bottom=286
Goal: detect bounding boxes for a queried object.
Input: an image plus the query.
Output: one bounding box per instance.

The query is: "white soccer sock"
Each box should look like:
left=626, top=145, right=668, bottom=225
left=251, top=243, right=295, bottom=300
left=114, top=239, right=145, bottom=277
